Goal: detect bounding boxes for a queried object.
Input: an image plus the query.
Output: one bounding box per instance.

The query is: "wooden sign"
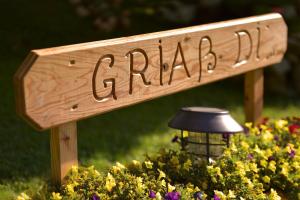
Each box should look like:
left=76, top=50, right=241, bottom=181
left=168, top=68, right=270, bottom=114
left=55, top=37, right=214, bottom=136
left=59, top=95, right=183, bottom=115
left=14, top=13, right=287, bottom=130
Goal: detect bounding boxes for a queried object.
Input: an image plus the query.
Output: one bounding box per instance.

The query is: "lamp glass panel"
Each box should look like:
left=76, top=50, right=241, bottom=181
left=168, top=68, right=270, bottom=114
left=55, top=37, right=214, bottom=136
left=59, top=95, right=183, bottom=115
left=187, top=132, right=227, bottom=157
left=209, top=133, right=226, bottom=157
left=187, top=132, right=206, bottom=155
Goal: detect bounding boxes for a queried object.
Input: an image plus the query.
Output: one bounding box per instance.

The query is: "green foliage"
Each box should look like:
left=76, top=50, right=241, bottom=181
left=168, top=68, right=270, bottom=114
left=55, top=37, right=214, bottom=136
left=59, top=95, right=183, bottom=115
left=206, top=117, right=300, bottom=199
left=18, top=117, right=300, bottom=199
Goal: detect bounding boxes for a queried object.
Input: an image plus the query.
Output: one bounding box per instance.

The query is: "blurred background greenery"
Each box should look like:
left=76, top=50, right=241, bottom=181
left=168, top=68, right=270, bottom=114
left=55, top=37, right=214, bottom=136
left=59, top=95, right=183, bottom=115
left=1, top=0, right=300, bottom=199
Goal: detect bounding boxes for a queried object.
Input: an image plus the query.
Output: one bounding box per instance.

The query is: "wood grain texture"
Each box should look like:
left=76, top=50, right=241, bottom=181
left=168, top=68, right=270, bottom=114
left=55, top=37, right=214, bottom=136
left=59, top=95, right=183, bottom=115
left=14, top=13, right=287, bottom=130
left=50, top=122, right=78, bottom=185
left=244, top=69, right=264, bottom=124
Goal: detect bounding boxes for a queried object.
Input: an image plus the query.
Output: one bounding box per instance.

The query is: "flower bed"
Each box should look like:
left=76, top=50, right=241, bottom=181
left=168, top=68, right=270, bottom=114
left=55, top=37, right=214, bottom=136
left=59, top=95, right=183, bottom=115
left=18, top=117, right=300, bottom=200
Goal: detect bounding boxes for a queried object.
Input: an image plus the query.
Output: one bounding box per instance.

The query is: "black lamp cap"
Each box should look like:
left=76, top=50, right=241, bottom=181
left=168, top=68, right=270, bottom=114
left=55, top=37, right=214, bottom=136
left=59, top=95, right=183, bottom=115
left=168, top=107, right=243, bottom=134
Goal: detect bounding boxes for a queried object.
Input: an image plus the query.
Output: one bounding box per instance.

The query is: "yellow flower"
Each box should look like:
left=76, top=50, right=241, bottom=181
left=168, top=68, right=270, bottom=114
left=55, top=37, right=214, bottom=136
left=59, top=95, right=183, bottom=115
left=245, top=122, right=253, bottom=129
left=242, top=177, right=254, bottom=189
left=214, top=190, right=226, bottom=200
left=186, top=183, right=193, bottom=193
left=17, top=193, right=31, bottom=200
left=168, top=183, right=176, bottom=192
left=262, top=176, right=270, bottom=183
left=252, top=127, right=260, bottom=135
left=71, top=165, right=78, bottom=174
left=156, top=192, right=162, bottom=200
left=292, top=161, right=300, bottom=170
left=94, top=169, right=100, bottom=176
left=66, top=184, right=75, bottom=195
left=249, top=163, right=258, bottom=173
left=170, top=156, right=179, bottom=166
left=253, top=173, right=260, bottom=179
left=228, top=190, right=236, bottom=199
left=273, top=146, right=280, bottom=152
left=260, top=124, right=268, bottom=131
left=119, top=181, right=124, bottom=189
left=260, top=159, right=268, bottom=168
left=183, top=159, right=192, bottom=171
left=240, top=141, right=249, bottom=150
left=112, top=166, right=120, bottom=173
left=262, top=130, right=274, bottom=141
left=265, top=149, right=273, bottom=158
left=230, top=143, right=238, bottom=152
left=132, top=160, right=141, bottom=166
left=136, top=177, right=145, bottom=191
left=157, top=169, right=166, bottom=180
left=116, top=162, right=126, bottom=169
left=268, top=161, right=276, bottom=173
left=254, top=145, right=264, bottom=156
left=161, top=179, right=166, bottom=187
left=112, top=162, right=126, bottom=173
left=285, top=144, right=295, bottom=154
left=105, top=173, right=116, bottom=192
left=215, top=167, right=222, bottom=176
left=182, top=130, right=189, bottom=138
left=281, top=163, right=289, bottom=177
left=269, top=189, right=281, bottom=200
left=51, top=192, right=62, bottom=200
left=236, top=161, right=247, bottom=175
left=187, top=186, right=194, bottom=193
left=223, top=149, right=232, bottom=157
left=129, top=160, right=142, bottom=170
left=144, top=161, right=153, bottom=169
left=275, top=120, right=288, bottom=130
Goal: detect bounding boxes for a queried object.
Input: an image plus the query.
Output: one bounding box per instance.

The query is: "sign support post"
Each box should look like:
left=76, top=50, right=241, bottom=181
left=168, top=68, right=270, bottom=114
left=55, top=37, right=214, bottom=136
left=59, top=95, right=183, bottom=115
left=50, top=122, right=78, bottom=185
left=244, top=69, right=264, bottom=124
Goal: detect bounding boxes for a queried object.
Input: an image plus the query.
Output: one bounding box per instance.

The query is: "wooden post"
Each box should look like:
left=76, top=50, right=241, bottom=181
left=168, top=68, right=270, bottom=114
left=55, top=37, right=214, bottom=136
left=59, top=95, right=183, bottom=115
left=244, top=69, right=264, bottom=124
left=50, top=122, right=78, bottom=185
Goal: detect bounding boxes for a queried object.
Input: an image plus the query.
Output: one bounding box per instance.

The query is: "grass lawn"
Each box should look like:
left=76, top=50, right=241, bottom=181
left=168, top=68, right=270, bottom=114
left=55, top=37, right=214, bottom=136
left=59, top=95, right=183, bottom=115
left=1, top=1, right=300, bottom=199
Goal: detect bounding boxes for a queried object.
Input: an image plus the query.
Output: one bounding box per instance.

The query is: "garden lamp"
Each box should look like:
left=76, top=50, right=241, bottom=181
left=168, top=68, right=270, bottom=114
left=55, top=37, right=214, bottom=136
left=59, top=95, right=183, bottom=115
left=168, top=107, right=243, bottom=162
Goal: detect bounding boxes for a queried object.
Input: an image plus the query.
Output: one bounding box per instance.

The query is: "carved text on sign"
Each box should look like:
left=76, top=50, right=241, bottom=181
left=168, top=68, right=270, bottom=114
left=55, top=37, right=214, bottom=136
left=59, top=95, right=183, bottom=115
left=92, top=25, right=277, bottom=101
left=15, top=14, right=287, bottom=129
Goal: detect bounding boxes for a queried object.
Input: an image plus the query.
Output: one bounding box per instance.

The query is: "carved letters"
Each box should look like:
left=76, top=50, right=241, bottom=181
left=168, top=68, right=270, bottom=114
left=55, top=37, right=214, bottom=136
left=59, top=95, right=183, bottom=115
left=15, top=14, right=287, bottom=130
left=92, top=25, right=273, bottom=101
left=199, top=36, right=217, bottom=81
left=168, top=42, right=190, bottom=85
left=234, top=30, right=253, bottom=67
left=126, top=48, right=151, bottom=95
left=92, top=54, right=117, bottom=102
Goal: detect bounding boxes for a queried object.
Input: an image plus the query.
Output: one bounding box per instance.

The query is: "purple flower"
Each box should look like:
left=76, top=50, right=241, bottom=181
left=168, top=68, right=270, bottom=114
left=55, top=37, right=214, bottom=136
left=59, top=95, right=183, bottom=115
left=289, top=150, right=296, bottom=158
left=268, top=156, right=275, bottom=161
left=149, top=190, right=156, bottom=198
left=222, top=133, right=230, bottom=140
left=274, top=135, right=279, bottom=141
left=92, top=194, right=100, bottom=200
left=193, top=192, right=203, bottom=200
left=165, top=191, right=180, bottom=200
left=242, top=126, right=249, bottom=135
left=213, top=194, right=221, bottom=200
left=247, top=153, right=254, bottom=160
left=172, top=136, right=179, bottom=143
